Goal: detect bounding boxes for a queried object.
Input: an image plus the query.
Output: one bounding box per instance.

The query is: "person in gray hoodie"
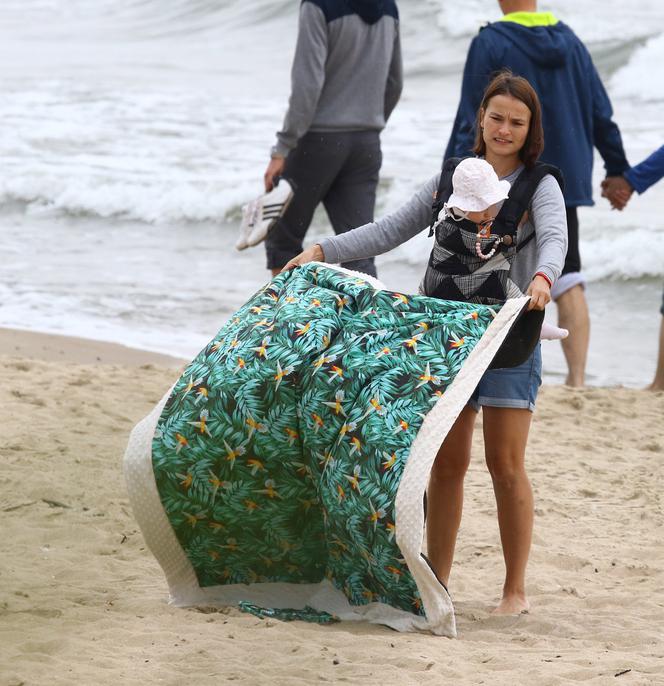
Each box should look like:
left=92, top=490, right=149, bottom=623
left=263, top=0, right=402, bottom=278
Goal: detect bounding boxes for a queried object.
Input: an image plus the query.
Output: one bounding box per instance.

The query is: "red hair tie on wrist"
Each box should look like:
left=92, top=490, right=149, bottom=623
left=534, top=271, right=552, bottom=288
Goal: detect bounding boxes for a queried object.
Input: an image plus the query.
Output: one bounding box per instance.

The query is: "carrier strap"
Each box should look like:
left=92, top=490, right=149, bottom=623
left=428, top=157, right=461, bottom=237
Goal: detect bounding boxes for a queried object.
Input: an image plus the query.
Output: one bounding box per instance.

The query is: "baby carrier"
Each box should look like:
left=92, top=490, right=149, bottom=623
left=421, top=157, right=564, bottom=305
left=421, top=157, right=564, bottom=368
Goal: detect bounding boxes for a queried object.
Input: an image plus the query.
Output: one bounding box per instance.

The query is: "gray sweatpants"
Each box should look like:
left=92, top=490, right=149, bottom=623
left=265, top=130, right=381, bottom=277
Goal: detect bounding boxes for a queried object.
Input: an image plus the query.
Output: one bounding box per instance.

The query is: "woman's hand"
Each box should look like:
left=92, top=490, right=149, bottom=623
left=526, top=274, right=551, bottom=310
left=280, top=244, right=325, bottom=273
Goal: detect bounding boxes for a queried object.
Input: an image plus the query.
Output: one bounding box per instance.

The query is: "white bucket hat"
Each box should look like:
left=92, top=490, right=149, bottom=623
left=446, top=158, right=511, bottom=213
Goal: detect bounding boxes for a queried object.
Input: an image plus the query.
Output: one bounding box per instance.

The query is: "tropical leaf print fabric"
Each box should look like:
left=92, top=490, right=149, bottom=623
left=148, top=265, right=498, bottom=615
left=125, top=264, right=528, bottom=634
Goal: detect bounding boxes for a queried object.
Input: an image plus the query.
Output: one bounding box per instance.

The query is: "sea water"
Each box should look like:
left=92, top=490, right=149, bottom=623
left=1, top=0, right=663, bottom=386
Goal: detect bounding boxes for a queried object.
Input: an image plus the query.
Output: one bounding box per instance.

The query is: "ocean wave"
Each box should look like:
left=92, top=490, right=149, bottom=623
left=0, top=176, right=255, bottom=224
left=380, top=226, right=664, bottom=283
left=0, top=0, right=297, bottom=39
left=431, top=0, right=664, bottom=44
left=580, top=229, right=664, bottom=281
left=7, top=172, right=663, bottom=283
left=6, top=0, right=662, bottom=47
left=0, top=82, right=281, bottom=222
left=610, top=33, right=664, bottom=102
left=0, top=1, right=662, bottom=280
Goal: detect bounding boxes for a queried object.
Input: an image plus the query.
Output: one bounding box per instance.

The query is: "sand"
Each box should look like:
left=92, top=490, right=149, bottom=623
left=1, top=328, right=663, bottom=686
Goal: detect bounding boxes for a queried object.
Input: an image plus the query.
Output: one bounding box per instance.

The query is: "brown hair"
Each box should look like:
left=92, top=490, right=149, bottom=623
left=473, top=71, right=544, bottom=168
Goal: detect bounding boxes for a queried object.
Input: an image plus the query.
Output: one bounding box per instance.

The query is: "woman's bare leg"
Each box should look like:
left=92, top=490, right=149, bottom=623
left=482, top=406, right=534, bottom=614
left=426, top=405, right=477, bottom=587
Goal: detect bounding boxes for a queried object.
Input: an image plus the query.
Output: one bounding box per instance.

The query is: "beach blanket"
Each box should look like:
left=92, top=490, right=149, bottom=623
left=123, top=263, right=528, bottom=636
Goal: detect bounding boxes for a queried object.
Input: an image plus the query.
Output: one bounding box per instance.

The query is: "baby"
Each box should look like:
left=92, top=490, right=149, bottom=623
left=442, top=158, right=568, bottom=341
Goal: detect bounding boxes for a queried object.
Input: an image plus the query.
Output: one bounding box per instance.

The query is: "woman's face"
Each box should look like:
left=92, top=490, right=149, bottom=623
left=480, top=94, right=531, bottom=161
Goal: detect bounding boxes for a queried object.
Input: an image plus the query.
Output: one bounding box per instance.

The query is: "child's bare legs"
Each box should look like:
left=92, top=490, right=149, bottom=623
left=482, top=406, right=534, bottom=615
left=426, top=405, right=477, bottom=586
left=647, top=316, right=664, bottom=391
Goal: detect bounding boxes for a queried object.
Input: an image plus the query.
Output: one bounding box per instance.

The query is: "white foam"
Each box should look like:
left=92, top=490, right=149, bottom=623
left=0, top=0, right=662, bottom=389
left=610, top=33, right=664, bottom=102
left=581, top=229, right=664, bottom=282
left=431, top=0, right=664, bottom=44
left=0, top=174, right=259, bottom=224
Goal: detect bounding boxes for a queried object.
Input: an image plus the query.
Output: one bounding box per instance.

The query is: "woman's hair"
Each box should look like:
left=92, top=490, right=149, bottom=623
left=473, top=71, right=544, bottom=168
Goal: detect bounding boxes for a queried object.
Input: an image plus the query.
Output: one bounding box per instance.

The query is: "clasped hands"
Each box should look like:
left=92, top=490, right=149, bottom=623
left=601, top=175, right=634, bottom=211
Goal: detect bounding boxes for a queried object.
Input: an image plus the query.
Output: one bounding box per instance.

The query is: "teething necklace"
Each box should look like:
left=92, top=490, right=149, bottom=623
left=475, top=220, right=499, bottom=261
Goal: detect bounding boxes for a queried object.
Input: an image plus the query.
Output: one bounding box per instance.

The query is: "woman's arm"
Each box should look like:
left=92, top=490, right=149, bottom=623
left=526, top=174, right=568, bottom=309
left=319, top=173, right=439, bottom=263
left=282, top=173, right=439, bottom=272
left=530, top=174, right=568, bottom=285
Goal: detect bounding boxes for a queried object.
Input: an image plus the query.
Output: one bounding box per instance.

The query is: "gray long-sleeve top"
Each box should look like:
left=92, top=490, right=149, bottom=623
left=272, top=0, right=403, bottom=158
left=318, top=165, right=568, bottom=293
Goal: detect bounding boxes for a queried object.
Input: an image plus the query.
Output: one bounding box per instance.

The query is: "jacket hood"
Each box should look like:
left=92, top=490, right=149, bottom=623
left=349, top=0, right=385, bottom=25
left=486, top=21, right=573, bottom=68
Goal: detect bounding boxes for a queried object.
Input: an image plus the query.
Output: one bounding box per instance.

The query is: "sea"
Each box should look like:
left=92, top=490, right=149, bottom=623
left=1, top=0, right=663, bottom=386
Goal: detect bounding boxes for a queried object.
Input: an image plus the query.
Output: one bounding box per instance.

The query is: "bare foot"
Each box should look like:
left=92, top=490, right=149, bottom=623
left=646, top=382, right=664, bottom=392
left=564, top=374, right=584, bottom=388
left=491, top=593, right=530, bottom=615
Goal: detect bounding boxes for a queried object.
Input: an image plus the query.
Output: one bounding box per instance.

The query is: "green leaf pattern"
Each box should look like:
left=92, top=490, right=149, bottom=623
left=152, top=265, right=499, bottom=617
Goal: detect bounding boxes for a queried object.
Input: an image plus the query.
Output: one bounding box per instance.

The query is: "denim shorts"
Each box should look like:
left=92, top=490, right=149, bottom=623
left=469, top=343, right=542, bottom=412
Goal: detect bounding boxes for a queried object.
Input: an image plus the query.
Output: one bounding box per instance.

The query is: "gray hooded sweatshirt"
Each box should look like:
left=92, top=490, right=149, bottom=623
left=272, top=0, right=403, bottom=158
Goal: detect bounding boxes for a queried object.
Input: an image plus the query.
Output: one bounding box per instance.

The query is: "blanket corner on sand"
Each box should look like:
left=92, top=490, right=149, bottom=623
left=124, top=263, right=527, bottom=637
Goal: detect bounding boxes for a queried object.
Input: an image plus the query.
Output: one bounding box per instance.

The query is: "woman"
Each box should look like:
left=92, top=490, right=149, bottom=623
left=281, top=72, right=567, bottom=615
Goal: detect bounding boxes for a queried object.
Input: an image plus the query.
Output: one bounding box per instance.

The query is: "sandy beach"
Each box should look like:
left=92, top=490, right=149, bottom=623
left=1, top=328, right=663, bottom=686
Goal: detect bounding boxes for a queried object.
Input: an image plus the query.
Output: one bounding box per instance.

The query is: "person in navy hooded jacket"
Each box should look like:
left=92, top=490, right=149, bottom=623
left=445, top=0, right=630, bottom=387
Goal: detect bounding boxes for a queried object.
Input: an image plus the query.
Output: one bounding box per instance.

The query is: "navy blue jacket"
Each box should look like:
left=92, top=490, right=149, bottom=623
left=445, top=20, right=629, bottom=207
left=625, top=145, right=664, bottom=194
